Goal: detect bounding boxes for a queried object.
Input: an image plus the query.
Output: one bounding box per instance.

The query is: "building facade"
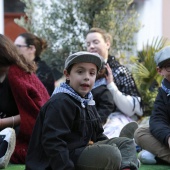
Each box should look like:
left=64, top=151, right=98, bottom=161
left=2, top=0, right=26, bottom=41
left=135, top=0, right=170, bottom=50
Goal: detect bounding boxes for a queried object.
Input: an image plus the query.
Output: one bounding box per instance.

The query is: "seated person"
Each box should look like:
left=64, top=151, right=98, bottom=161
left=86, top=27, right=143, bottom=138
left=26, top=51, right=139, bottom=170
left=134, top=46, right=170, bottom=165
left=92, top=60, right=116, bottom=124
left=0, top=34, right=50, bottom=167
left=14, top=33, right=55, bottom=96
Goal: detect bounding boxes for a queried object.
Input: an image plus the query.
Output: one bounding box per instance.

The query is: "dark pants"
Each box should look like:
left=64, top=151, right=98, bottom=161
left=76, top=137, right=138, bottom=170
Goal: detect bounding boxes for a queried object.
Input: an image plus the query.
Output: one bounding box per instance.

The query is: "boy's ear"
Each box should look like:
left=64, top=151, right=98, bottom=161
left=156, top=67, right=162, bottom=76
left=63, top=69, right=69, bottom=78
left=63, top=69, right=70, bottom=83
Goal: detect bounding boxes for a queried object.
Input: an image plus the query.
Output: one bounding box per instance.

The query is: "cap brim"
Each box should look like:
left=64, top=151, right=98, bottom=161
left=158, top=58, right=170, bottom=67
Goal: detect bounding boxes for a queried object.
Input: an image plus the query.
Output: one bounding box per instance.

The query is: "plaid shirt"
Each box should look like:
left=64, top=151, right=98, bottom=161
left=107, top=55, right=141, bottom=97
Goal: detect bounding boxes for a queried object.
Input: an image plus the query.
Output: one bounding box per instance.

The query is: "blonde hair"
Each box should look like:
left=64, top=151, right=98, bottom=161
left=86, top=27, right=112, bottom=45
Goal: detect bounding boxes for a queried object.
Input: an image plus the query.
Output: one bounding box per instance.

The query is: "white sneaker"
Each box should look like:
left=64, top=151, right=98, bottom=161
left=138, top=150, right=157, bottom=165
left=0, top=128, right=16, bottom=168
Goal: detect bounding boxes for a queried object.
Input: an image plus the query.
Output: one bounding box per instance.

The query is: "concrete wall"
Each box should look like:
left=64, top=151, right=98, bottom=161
left=135, top=0, right=162, bottom=51
left=162, top=0, right=170, bottom=42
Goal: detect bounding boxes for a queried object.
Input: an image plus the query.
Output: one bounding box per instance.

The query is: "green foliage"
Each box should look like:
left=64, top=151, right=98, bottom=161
left=131, top=37, right=167, bottom=116
left=15, top=0, right=141, bottom=72
left=78, top=0, right=140, bottom=53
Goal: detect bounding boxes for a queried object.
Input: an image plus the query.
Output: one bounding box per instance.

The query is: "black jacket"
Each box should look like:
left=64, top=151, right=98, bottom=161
left=92, top=85, right=116, bottom=124
left=26, top=93, right=107, bottom=170
left=150, top=78, right=170, bottom=147
left=36, top=60, right=54, bottom=96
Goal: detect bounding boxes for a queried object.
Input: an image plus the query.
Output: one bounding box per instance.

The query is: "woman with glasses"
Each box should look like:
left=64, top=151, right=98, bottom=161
left=134, top=46, right=170, bottom=165
left=14, top=33, right=55, bottom=96
left=0, top=34, right=49, bottom=167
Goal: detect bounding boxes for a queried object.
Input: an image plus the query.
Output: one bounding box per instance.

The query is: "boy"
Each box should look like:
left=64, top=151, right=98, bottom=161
left=134, top=46, right=170, bottom=164
left=26, top=51, right=139, bottom=170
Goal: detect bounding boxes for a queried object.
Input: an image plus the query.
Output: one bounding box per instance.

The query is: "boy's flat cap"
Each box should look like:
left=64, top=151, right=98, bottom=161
left=154, top=46, right=170, bottom=66
left=64, top=51, right=102, bottom=71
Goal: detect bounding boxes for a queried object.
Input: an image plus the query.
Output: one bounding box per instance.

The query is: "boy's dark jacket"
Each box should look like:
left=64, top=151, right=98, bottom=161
left=26, top=93, right=108, bottom=170
left=150, top=78, right=170, bottom=147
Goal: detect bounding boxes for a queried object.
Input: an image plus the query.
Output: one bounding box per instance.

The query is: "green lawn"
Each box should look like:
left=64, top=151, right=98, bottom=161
left=5, top=164, right=170, bottom=170
left=140, top=164, right=170, bottom=170
left=6, top=164, right=25, bottom=170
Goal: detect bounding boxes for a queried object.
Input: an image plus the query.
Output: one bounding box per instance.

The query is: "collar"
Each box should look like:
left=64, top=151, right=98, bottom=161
left=52, top=82, right=95, bottom=108
left=161, top=78, right=170, bottom=96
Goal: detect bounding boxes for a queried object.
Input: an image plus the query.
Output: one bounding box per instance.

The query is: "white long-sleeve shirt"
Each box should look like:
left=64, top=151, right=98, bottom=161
left=107, top=82, right=143, bottom=117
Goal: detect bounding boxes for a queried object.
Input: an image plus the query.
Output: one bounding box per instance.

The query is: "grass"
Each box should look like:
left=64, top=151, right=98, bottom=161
left=139, top=164, right=170, bottom=170
left=6, top=164, right=25, bottom=170
left=5, top=164, right=170, bottom=170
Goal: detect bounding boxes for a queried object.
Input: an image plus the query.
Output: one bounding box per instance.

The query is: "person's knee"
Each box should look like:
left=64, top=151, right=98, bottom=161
left=134, top=127, right=140, bottom=145
left=134, top=126, right=149, bottom=146
left=101, top=145, right=122, bottom=162
left=77, top=144, right=121, bottom=170
left=90, top=145, right=122, bottom=167
left=101, top=145, right=122, bottom=169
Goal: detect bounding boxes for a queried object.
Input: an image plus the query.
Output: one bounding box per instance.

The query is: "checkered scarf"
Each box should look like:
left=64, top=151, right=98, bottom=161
left=107, top=56, right=141, bottom=97
left=52, top=82, right=95, bottom=108
left=161, top=78, right=170, bottom=96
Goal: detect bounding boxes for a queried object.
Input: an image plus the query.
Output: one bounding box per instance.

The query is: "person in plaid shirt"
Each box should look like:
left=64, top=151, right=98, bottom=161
left=86, top=27, right=143, bottom=139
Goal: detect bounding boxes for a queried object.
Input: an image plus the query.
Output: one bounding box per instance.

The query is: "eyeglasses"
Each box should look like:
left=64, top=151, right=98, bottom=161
left=162, top=63, right=170, bottom=72
left=15, top=44, right=29, bottom=48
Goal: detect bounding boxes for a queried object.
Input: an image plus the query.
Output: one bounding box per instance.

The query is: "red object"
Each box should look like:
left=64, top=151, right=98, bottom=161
left=4, top=13, right=27, bottom=41
left=8, top=65, right=50, bottom=163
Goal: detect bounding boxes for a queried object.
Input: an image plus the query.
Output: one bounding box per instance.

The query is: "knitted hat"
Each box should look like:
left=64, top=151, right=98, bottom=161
left=154, top=46, right=170, bottom=66
left=64, top=51, right=102, bottom=71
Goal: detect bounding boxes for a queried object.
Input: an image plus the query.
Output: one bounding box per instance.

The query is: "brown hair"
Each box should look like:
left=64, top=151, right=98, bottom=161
left=86, top=27, right=112, bottom=45
left=0, top=34, right=36, bottom=73
left=18, top=32, right=48, bottom=62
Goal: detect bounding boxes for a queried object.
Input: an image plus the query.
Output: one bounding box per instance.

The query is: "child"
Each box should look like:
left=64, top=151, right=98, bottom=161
left=134, top=46, right=170, bottom=164
left=92, top=59, right=116, bottom=124
left=26, top=51, right=139, bottom=170
left=92, top=59, right=138, bottom=139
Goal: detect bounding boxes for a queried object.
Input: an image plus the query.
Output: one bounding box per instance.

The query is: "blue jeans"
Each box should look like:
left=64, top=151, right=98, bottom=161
left=76, top=137, right=138, bottom=170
